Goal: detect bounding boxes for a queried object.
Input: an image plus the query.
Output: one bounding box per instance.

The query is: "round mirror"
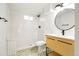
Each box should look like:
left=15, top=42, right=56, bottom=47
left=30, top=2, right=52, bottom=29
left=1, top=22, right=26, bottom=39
left=55, top=8, right=74, bottom=35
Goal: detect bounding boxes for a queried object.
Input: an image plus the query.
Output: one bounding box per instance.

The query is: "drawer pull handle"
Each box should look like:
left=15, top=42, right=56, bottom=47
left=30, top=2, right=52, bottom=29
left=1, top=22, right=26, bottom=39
left=58, top=40, right=72, bottom=45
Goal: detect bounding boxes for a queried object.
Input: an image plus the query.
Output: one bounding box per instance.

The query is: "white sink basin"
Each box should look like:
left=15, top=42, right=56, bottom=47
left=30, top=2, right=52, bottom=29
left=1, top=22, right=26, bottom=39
left=46, top=34, right=75, bottom=40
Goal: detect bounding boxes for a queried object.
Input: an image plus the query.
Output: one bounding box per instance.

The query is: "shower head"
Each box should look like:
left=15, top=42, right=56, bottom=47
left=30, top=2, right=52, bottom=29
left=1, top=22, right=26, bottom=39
left=55, top=3, right=63, bottom=8
left=0, top=17, right=8, bottom=22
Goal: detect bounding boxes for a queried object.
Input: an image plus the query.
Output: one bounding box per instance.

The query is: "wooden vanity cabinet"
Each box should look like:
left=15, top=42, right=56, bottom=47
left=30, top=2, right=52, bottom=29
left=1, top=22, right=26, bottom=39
left=46, top=35, right=74, bottom=56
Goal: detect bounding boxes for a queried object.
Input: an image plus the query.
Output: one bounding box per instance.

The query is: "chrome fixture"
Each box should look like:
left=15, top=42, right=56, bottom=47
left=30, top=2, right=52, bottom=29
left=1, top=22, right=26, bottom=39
left=37, top=14, right=40, bottom=17
left=55, top=3, right=63, bottom=8
left=0, top=17, right=8, bottom=22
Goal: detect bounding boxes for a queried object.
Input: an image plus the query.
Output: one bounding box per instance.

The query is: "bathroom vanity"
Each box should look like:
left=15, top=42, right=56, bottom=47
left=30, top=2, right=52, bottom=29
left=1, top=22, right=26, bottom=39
left=46, top=34, right=75, bottom=56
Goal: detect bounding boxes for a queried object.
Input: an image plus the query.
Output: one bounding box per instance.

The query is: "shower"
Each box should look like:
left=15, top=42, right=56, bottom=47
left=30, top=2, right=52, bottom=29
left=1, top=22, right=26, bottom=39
left=0, top=17, right=8, bottom=22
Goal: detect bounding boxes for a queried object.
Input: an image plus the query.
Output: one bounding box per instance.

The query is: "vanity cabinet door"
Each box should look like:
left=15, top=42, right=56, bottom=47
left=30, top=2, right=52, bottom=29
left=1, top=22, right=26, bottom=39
left=46, top=35, right=74, bottom=56
left=46, top=38, right=56, bottom=51
left=55, top=39, right=74, bottom=56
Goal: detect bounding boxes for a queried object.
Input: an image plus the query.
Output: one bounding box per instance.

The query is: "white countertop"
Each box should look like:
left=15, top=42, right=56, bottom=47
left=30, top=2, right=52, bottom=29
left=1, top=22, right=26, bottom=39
left=46, top=34, right=75, bottom=40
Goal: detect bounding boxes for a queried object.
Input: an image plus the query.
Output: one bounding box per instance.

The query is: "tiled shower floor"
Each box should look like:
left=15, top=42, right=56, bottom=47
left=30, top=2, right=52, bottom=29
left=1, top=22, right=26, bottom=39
left=16, top=46, right=46, bottom=56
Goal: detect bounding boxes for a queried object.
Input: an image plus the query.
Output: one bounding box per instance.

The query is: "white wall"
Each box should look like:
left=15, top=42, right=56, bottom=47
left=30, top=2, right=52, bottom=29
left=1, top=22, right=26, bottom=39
left=75, top=3, right=79, bottom=56
left=9, top=10, right=38, bottom=51
left=0, top=3, right=9, bottom=56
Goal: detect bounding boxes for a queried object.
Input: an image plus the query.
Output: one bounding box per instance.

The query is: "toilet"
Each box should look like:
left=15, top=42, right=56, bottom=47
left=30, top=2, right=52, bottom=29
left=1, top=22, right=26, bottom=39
left=34, top=41, right=46, bottom=55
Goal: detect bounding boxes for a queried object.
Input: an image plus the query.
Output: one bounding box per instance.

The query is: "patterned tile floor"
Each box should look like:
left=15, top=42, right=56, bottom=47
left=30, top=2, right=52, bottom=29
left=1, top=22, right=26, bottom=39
left=16, top=46, right=46, bottom=56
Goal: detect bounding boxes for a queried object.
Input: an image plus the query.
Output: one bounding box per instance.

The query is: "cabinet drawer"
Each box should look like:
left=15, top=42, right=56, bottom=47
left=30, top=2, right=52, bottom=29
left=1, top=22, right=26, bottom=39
left=46, top=38, right=56, bottom=50
left=46, top=35, right=74, bottom=56
left=48, top=51, right=62, bottom=56
left=55, top=40, right=74, bottom=56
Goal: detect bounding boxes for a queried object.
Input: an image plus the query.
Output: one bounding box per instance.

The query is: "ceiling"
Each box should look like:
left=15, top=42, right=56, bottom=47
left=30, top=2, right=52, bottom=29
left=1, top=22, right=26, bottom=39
left=8, top=3, right=57, bottom=16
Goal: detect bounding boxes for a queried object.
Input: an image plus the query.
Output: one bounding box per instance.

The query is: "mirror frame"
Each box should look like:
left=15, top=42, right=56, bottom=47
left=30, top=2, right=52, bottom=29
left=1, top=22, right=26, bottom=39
left=54, top=8, right=75, bottom=35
